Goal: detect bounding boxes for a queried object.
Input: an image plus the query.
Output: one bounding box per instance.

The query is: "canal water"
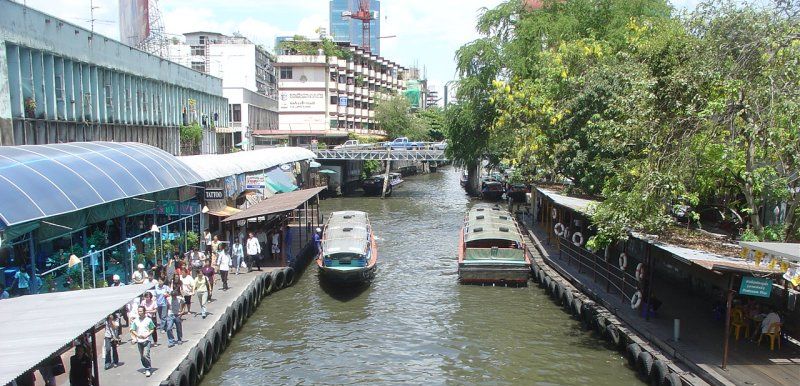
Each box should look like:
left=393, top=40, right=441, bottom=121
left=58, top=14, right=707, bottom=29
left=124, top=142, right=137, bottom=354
left=203, top=168, right=643, bottom=385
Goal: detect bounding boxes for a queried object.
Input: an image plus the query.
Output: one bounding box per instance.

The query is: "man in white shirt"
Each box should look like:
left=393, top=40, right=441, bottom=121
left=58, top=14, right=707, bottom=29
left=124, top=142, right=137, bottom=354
left=180, top=271, right=195, bottom=315
left=756, top=308, right=781, bottom=340
left=132, top=264, right=148, bottom=284
left=216, top=247, right=231, bottom=290
left=130, top=306, right=155, bottom=377
left=246, top=232, right=261, bottom=272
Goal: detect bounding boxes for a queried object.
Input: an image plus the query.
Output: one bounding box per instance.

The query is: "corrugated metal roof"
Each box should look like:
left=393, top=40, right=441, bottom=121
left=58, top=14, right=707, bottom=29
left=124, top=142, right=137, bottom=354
left=0, top=284, right=154, bottom=384
left=321, top=211, right=371, bottom=256
left=538, top=188, right=598, bottom=215
left=739, top=241, right=800, bottom=263
left=464, top=205, right=522, bottom=243
left=222, top=187, right=326, bottom=222
left=178, top=147, right=315, bottom=182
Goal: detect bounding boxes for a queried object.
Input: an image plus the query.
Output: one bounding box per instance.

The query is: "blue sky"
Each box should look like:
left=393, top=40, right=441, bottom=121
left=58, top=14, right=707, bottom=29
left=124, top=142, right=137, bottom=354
left=23, top=0, right=702, bottom=96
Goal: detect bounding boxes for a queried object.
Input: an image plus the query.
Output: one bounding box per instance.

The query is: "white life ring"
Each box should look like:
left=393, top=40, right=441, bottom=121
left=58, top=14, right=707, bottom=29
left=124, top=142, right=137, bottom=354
left=619, top=253, right=628, bottom=270
left=631, top=290, right=642, bottom=310
left=572, top=232, right=584, bottom=246
left=554, top=222, right=566, bottom=237
left=635, top=263, right=645, bottom=282
left=551, top=207, right=557, bottom=220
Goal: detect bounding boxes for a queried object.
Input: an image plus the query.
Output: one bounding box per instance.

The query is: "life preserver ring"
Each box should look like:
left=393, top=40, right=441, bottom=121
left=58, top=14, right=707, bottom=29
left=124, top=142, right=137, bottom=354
left=635, top=263, right=645, bottom=282
left=631, top=290, right=642, bottom=310
left=554, top=223, right=566, bottom=237
left=572, top=232, right=584, bottom=246
left=551, top=207, right=557, bottom=220
left=619, top=253, right=628, bottom=270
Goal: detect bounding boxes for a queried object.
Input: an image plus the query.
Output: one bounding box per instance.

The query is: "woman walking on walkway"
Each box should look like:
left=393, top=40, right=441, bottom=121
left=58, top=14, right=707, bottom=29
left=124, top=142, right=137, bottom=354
left=201, top=259, right=216, bottom=301
left=180, top=271, right=195, bottom=315
left=232, top=238, right=244, bottom=275
left=194, top=272, right=210, bottom=319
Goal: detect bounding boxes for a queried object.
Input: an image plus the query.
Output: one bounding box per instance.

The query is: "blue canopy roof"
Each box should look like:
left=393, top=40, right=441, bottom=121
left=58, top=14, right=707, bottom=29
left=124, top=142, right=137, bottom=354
left=0, top=142, right=203, bottom=227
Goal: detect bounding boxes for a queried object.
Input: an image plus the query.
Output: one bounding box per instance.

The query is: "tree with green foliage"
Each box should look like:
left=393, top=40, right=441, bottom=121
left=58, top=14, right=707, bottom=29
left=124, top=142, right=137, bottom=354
left=375, top=96, right=415, bottom=139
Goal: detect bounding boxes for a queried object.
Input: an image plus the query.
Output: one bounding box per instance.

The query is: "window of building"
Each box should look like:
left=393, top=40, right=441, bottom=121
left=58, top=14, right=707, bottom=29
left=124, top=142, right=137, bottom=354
left=346, top=77, right=354, bottom=85
left=191, top=61, right=206, bottom=72
left=347, top=99, right=354, bottom=107
left=190, top=45, right=205, bottom=56
left=279, top=67, right=292, bottom=80
left=198, top=35, right=207, bottom=44
left=330, top=95, right=338, bottom=105
left=330, top=72, right=337, bottom=82
left=339, top=75, right=346, bottom=83
left=230, top=104, right=241, bottom=122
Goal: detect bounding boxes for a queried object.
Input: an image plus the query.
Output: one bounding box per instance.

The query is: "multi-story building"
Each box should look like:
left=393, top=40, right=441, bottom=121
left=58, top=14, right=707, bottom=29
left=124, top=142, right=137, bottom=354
left=168, top=32, right=279, bottom=152
left=0, top=0, right=228, bottom=155
left=273, top=37, right=407, bottom=145
left=330, top=0, right=381, bottom=55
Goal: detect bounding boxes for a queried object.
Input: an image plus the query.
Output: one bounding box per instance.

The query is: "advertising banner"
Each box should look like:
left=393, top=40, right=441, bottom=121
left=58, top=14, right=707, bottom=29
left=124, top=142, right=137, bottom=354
left=245, top=174, right=266, bottom=190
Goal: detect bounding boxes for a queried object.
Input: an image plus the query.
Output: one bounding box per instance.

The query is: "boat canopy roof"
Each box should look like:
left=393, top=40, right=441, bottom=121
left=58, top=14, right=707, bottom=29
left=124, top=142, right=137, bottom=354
left=322, top=211, right=371, bottom=255
left=464, top=204, right=522, bottom=243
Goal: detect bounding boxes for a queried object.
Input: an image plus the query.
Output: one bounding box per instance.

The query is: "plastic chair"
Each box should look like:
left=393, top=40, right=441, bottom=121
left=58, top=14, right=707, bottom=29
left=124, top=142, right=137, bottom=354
left=731, top=310, right=749, bottom=340
left=758, top=322, right=782, bottom=350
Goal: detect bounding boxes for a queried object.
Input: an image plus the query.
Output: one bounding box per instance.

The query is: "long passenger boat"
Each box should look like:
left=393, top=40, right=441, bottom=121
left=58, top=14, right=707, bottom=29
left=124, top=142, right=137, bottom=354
left=317, top=210, right=378, bottom=286
left=458, top=203, right=531, bottom=285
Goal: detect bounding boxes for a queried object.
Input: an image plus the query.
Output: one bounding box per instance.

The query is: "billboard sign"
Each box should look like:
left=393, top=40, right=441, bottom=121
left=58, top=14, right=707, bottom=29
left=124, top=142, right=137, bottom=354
left=245, top=174, right=266, bottom=190
left=279, top=90, right=326, bottom=112
left=119, top=0, right=150, bottom=47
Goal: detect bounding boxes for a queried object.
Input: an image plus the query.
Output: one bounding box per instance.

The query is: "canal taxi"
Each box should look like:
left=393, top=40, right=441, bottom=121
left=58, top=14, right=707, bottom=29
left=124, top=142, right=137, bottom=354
left=458, top=203, right=531, bottom=285
left=317, top=210, right=378, bottom=286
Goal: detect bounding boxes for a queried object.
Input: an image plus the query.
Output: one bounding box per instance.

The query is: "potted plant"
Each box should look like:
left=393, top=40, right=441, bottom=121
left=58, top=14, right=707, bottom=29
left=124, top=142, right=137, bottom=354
left=24, top=97, right=36, bottom=118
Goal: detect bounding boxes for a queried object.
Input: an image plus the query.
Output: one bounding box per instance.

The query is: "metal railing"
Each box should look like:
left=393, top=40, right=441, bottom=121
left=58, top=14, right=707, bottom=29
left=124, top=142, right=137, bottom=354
left=557, top=236, right=640, bottom=304
left=36, top=212, right=202, bottom=293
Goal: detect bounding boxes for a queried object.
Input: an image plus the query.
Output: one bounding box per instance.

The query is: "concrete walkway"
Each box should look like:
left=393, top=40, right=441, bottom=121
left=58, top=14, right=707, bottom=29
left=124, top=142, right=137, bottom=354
left=39, top=267, right=280, bottom=386
left=524, top=222, right=800, bottom=386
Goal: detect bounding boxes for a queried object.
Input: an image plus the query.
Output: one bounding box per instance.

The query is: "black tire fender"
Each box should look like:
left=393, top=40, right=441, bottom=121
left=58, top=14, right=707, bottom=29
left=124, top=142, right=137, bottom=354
left=650, top=360, right=668, bottom=386
left=273, top=269, right=286, bottom=290
left=230, top=305, right=240, bottom=333
left=191, top=345, right=205, bottom=380
left=168, top=368, right=182, bottom=386
left=626, top=343, right=642, bottom=367
left=538, top=272, right=548, bottom=288
left=606, top=324, right=623, bottom=349
left=284, top=267, right=296, bottom=287
left=215, top=319, right=229, bottom=349
left=263, top=273, right=274, bottom=295
left=594, top=314, right=608, bottom=336
left=180, top=358, right=198, bottom=386
left=212, top=324, right=223, bottom=362
left=236, top=299, right=245, bottom=329
left=637, top=351, right=654, bottom=380
left=564, top=290, right=574, bottom=310
left=572, top=298, right=583, bottom=318
left=202, top=336, right=214, bottom=375
left=662, top=372, right=683, bottom=386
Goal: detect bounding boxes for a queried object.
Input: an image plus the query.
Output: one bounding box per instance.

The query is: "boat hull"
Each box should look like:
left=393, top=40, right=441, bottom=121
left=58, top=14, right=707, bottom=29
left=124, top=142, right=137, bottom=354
left=362, top=182, right=392, bottom=196
left=319, top=264, right=376, bottom=286
left=458, top=263, right=530, bottom=285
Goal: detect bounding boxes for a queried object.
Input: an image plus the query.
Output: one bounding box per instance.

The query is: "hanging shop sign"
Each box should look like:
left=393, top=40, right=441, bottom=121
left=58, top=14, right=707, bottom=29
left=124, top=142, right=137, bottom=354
left=204, top=189, right=224, bottom=200
left=245, top=174, right=266, bottom=190
left=739, top=276, right=773, bottom=298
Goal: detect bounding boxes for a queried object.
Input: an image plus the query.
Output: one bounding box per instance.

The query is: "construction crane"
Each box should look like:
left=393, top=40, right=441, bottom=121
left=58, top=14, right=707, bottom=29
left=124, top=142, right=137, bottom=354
left=341, top=0, right=378, bottom=53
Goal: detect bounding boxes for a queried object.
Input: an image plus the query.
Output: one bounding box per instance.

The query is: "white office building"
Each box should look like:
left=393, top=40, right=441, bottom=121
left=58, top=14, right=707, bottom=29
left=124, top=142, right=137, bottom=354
left=274, top=38, right=407, bottom=145
left=168, top=32, right=278, bottom=151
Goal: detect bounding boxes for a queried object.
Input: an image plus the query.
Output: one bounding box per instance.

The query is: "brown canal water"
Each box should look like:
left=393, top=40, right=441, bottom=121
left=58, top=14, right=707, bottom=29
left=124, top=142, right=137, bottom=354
left=203, top=167, right=644, bottom=385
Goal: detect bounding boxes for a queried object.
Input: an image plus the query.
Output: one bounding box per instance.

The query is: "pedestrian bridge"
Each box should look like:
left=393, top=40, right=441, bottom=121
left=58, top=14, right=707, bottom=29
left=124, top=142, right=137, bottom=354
left=314, top=148, right=448, bottom=161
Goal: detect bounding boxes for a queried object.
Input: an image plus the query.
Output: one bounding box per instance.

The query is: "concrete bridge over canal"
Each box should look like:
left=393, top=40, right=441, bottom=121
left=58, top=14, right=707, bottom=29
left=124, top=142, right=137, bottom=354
left=313, top=148, right=448, bottom=161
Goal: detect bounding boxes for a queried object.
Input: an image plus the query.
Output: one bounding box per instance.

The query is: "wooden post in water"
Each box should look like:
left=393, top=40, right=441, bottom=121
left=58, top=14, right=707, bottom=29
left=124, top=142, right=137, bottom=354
left=381, top=148, right=392, bottom=199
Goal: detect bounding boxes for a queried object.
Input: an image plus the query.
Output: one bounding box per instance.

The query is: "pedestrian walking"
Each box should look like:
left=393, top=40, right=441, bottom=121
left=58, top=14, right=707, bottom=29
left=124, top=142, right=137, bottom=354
left=103, top=314, right=123, bottom=369
left=131, top=305, right=155, bottom=377
left=165, top=290, right=185, bottom=347
left=153, top=279, right=169, bottom=334
left=180, top=271, right=195, bottom=314
left=68, top=344, right=93, bottom=386
left=313, top=228, right=322, bottom=255
left=194, top=272, right=210, bottom=318
left=186, top=247, right=205, bottom=277
left=246, top=232, right=261, bottom=272
left=217, top=245, right=231, bottom=290
left=201, top=259, right=216, bottom=301
left=203, top=229, right=213, bottom=255
left=132, top=263, right=148, bottom=284
left=141, top=292, right=160, bottom=346
left=211, top=235, right=220, bottom=262
left=232, top=238, right=244, bottom=274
